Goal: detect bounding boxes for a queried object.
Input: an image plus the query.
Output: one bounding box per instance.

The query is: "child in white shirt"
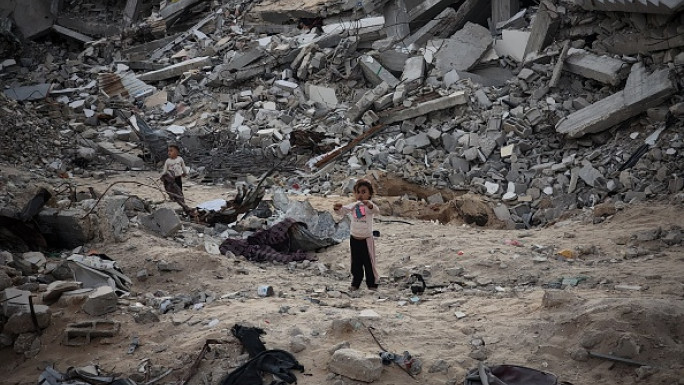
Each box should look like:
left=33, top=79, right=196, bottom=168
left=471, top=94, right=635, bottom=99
left=162, top=144, right=188, bottom=191
left=333, top=179, right=381, bottom=291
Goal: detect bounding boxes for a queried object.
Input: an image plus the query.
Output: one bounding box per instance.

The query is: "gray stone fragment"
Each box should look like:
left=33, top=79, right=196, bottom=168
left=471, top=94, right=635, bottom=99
left=140, top=208, right=182, bottom=237
left=434, top=22, right=493, bottom=73
left=405, top=132, right=431, bottom=149
left=493, top=204, right=511, bottom=221
left=82, top=286, right=118, bottom=316
left=578, top=164, right=603, bottom=187
left=426, top=193, right=444, bottom=205
left=5, top=305, right=51, bottom=334
left=474, top=89, right=492, bottom=109
left=328, top=348, right=383, bottom=382
left=43, top=281, right=83, bottom=303
left=359, top=55, right=399, bottom=87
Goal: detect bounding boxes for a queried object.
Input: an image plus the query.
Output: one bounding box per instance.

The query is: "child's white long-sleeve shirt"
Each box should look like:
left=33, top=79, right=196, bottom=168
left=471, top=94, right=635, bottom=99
left=336, top=200, right=380, bottom=239
left=162, top=156, right=188, bottom=177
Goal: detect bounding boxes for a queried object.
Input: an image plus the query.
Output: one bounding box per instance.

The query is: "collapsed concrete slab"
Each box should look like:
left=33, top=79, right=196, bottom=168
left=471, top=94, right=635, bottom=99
left=380, top=90, right=468, bottom=124
left=97, top=142, right=145, bottom=169
left=494, top=29, right=530, bottom=62
left=403, top=7, right=459, bottom=47
left=434, top=22, right=493, bottom=73
left=3, top=83, right=51, bottom=101
left=563, top=49, right=629, bottom=86
left=574, top=0, right=684, bottom=14
left=523, top=1, right=560, bottom=60
left=0, top=0, right=54, bottom=39
left=555, top=64, right=676, bottom=138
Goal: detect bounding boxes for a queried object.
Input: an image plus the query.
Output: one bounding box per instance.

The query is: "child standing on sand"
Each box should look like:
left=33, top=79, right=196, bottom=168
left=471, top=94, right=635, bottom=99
left=333, top=179, right=381, bottom=291
left=162, top=143, right=188, bottom=191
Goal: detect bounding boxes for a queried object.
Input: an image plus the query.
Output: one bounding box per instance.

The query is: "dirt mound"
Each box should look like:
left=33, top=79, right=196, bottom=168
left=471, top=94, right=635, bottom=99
left=365, top=172, right=501, bottom=226
left=535, top=297, right=684, bottom=383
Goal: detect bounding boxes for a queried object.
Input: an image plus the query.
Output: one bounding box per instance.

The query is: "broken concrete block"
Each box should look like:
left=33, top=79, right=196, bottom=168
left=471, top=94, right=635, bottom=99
left=2, top=288, right=31, bottom=316
left=564, top=49, right=629, bottom=86
left=405, top=132, right=431, bottom=149
left=494, top=29, right=530, bottom=62
left=400, top=56, right=426, bottom=91
left=474, top=89, right=492, bottom=109
left=359, top=55, right=399, bottom=88
left=382, top=0, right=410, bottom=42
left=141, top=208, right=182, bottom=237
left=275, top=80, right=299, bottom=92
left=82, top=286, right=118, bottom=316
left=556, top=65, right=676, bottom=138
left=373, top=49, right=410, bottom=72
left=43, top=281, right=83, bottom=303
left=307, top=84, right=338, bottom=108
left=434, top=22, right=493, bottom=73
left=347, top=82, right=389, bottom=122
left=523, top=1, right=560, bottom=60
left=404, top=7, right=459, bottom=47
left=381, top=91, right=467, bottom=124
left=5, top=305, right=51, bottom=334
left=362, top=110, right=380, bottom=126
left=13, top=251, right=46, bottom=275
left=328, top=348, right=383, bottom=382
left=226, top=47, right=265, bottom=70
left=579, top=164, right=604, bottom=187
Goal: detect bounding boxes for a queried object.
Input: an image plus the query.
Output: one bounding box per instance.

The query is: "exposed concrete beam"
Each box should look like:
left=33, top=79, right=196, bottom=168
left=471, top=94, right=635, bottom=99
left=555, top=65, right=675, bottom=138
left=380, top=90, right=468, bottom=124
left=138, top=57, right=212, bottom=82
left=52, top=24, right=93, bottom=44
left=563, top=48, right=629, bottom=86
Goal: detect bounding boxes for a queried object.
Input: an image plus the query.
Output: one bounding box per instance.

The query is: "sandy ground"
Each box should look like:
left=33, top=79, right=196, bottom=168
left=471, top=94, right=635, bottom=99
left=2, top=170, right=684, bottom=385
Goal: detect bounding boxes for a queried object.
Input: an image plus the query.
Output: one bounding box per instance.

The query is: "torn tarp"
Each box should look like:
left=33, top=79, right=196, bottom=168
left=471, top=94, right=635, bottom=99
left=219, top=218, right=335, bottom=262
left=66, top=254, right=132, bottom=295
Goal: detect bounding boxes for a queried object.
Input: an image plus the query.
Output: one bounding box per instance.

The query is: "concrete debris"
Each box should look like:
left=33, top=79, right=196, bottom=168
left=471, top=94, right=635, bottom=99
left=556, top=64, right=676, bottom=138
left=3, top=83, right=51, bottom=101
left=563, top=49, right=629, bottom=85
left=434, top=22, right=494, bottom=73
left=0, top=0, right=681, bottom=237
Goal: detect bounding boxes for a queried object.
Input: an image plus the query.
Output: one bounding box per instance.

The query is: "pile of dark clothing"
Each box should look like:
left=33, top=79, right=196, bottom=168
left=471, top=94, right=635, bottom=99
left=219, top=218, right=331, bottom=262
left=221, top=324, right=304, bottom=385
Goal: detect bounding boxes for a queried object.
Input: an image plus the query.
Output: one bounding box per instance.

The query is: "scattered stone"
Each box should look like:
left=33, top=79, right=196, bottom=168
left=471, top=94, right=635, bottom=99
left=328, top=348, right=383, bottom=382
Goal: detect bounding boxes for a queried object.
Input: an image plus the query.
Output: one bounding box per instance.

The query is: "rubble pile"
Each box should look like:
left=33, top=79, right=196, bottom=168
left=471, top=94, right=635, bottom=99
left=0, top=0, right=683, bottom=229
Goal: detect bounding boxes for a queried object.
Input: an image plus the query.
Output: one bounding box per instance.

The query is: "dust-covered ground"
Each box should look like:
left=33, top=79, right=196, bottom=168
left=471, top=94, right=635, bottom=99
left=2, top=169, right=684, bottom=385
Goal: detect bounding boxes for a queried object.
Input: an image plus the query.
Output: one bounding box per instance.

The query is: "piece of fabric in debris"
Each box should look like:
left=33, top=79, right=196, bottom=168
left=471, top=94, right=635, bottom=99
left=219, top=218, right=317, bottom=262
left=464, top=365, right=557, bottom=385
left=220, top=349, right=304, bottom=385
left=231, top=324, right=267, bottom=357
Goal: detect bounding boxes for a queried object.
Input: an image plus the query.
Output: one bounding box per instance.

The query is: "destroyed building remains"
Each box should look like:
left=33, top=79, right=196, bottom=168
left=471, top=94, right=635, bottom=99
left=0, top=0, right=683, bottom=383
left=1, top=0, right=683, bottom=232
